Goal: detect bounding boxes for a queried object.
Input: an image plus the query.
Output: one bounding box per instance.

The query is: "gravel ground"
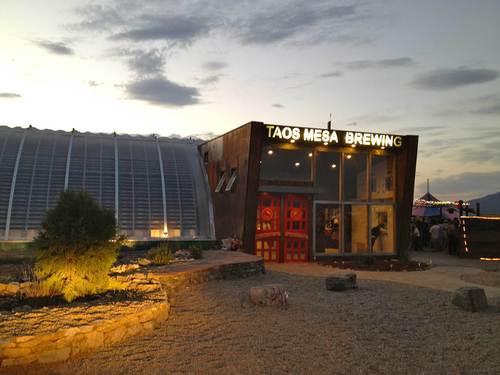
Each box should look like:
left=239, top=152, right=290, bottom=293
left=3, top=271, right=500, bottom=375
left=462, top=271, right=500, bottom=288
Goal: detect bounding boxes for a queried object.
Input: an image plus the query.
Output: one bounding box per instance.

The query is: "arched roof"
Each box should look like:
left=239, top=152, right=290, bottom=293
left=0, top=125, right=214, bottom=241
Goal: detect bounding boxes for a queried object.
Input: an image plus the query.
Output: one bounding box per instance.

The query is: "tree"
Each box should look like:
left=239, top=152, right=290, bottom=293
left=34, top=190, right=123, bottom=302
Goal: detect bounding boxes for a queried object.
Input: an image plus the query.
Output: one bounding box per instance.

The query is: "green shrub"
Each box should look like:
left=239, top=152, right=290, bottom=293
left=147, top=243, right=173, bottom=265
left=34, top=190, right=123, bottom=302
left=190, top=244, right=203, bottom=260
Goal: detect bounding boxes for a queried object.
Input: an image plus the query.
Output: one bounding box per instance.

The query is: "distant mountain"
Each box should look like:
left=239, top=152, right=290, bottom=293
left=469, top=192, right=500, bottom=215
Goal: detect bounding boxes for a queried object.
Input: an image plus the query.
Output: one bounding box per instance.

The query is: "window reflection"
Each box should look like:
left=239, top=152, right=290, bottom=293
left=371, top=155, right=395, bottom=201
left=370, top=205, right=395, bottom=253
left=315, top=204, right=340, bottom=254
left=260, top=147, right=312, bottom=181
left=315, top=152, right=340, bottom=200
left=344, top=153, right=367, bottom=201
left=344, top=204, right=368, bottom=253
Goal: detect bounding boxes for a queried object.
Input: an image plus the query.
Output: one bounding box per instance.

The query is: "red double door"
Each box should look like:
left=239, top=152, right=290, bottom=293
left=255, top=193, right=309, bottom=262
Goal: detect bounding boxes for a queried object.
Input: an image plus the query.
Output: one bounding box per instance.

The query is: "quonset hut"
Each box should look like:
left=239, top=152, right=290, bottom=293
left=0, top=125, right=214, bottom=241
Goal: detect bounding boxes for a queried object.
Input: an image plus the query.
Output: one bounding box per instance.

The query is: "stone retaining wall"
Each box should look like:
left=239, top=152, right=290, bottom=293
left=0, top=254, right=264, bottom=368
left=149, top=259, right=265, bottom=293
left=0, top=294, right=169, bottom=367
left=0, top=282, right=32, bottom=296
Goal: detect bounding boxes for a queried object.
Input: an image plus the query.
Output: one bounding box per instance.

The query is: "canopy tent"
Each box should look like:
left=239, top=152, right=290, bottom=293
left=412, top=191, right=464, bottom=219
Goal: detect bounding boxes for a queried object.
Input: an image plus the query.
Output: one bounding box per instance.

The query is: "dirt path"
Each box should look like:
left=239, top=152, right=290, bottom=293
left=4, top=271, right=499, bottom=375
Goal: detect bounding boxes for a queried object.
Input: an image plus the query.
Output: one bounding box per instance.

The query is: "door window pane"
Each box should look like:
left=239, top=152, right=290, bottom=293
left=344, top=153, right=367, bottom=201
left=370, top=205, right=395, bottom=253
left=315, top=152, right=340, bottom=200
left=344, top=204, right=368, bottom=253
left=315, top=204, right=340, bottom=255
left=371, top=154, right=395, bottom=201
left=260, top=147, right=312, bottom=181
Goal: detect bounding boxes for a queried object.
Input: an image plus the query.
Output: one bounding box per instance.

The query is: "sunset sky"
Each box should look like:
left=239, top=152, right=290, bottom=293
left=1, top=0, right=499, bottom=200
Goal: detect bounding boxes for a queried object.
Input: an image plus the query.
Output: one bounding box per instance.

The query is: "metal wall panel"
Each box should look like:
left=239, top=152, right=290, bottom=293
left=0, top=126, right=213, bottom=241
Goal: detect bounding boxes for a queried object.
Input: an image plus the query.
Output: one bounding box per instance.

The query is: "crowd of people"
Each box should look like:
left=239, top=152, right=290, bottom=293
left=410, top=217, right=460, bottom=255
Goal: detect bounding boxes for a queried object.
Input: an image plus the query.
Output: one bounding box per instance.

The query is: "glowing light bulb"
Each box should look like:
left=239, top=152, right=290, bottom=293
left=290, top=139, right=295, bottom=143
left=294, top=162, right=300, bottom=167
left=308, top=152, right=313, bottom=157
left=331, top=164, right=337, bottom=168
left=346, top=154, right=352, bottom=159
left=268, top=149, right=274, bottom=155
left=351, top=144, right=356, bottom=148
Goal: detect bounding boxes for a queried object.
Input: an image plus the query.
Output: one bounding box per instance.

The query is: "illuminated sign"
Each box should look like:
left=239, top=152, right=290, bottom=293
left=265, top=125, right=403, bottom=148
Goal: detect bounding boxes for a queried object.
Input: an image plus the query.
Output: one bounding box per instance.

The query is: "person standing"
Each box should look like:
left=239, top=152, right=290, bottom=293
left=429, top=222, right=441, bottom=251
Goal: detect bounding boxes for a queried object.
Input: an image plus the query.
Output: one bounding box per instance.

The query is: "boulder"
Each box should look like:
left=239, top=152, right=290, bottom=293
left=452, top=286, right=488, bottom=312
left=249, top=284, right=288, bottom=306
left=137, top=258, right=152, bottom=266
left=325, top=273, right=357, bottom=291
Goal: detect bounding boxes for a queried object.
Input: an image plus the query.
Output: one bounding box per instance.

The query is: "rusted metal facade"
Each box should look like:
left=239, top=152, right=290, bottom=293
left=200, top=121, right=418, bottom=261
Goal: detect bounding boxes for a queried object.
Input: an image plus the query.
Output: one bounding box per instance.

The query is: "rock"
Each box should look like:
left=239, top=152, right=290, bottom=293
left=452, top=287, right=488, bottom=312
left=12, top=306, right=24, bottom=313
left=249, top=284, right=288, bottom=306
left=174, top=250, right=191, bottom=259
left=110, top=263, right=140, bottom=274
left=137, top=258, right=152, bottom=266
left=325, top=273, right=357, bottom=291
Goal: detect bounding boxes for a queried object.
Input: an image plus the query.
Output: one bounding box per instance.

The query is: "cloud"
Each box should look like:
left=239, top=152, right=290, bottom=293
left=71, top=4, right=124, bottom=31
left=0, top=92, right=22, bottom=98
left=272, top=103, right=284, bottom=108
left=395, top=125, right=445, bottom=134
left=236, top=3, right=360, bottom=45
left=72, top=1, right=371, bottom=50
left=470, top=94, right=500, bottom=115
left=117, top=48, right=166, bottom=76
left=411, top=67, right=499, bottom=90
left=203, top=61, right=227, bottom=71
left=126, top=76, right=200, bottom=107
left=416, top=170, right=500, bottom=199
left=320, top=71, right=342, bottom=78
left=199, top=75, right=220, bottom=85
left=346, top=57, right=415, bottom=70
left=111, top=15, right=210, bottom=45
left=34, top=40, right=74, bottom=55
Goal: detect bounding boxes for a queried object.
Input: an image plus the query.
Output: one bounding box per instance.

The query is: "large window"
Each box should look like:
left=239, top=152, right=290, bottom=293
left=344, top=204, right=368, bottom=253
left=315, top=204, right=341, bottom=255
left=371, top=154, right=395, bottom=201
left=370, top=205, right=395, bottom=253
left=343, top=153, right=367, bottom=201
left=260, top=146, right=312, bottom=182
left=316, top=152, right=340, bottom=200
left=312, top=150, right=397, bottom=256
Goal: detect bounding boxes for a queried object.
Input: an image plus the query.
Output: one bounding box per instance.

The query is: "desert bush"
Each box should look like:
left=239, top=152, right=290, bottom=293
left=190, top=244, right=203, bottom=260
left=147, top=243, right=173, bottom=265
left=34, top=190, right=123, bottom=302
